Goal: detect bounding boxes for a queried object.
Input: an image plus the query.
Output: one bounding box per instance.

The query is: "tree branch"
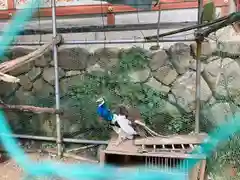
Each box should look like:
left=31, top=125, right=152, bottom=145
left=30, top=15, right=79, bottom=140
left=0, top=34, right=62, bottom=74
left=0, top=103, right=63, bottom=114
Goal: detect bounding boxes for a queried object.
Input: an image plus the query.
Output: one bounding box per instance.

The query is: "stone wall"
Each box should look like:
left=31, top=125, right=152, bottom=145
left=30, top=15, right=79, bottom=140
left=1, top=41, right=240, bottom=138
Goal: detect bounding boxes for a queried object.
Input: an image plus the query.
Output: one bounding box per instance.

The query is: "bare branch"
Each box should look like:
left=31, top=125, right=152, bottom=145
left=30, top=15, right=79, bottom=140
left=0, top=103, right=62, bottom=114
left=0, top=34, right=62, bottom=74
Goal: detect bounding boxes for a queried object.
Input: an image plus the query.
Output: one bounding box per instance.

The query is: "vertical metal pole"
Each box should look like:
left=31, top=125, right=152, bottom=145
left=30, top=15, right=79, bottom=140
left=195, top=42, right=202, bottom=133
left=195, top=0, right=203, bottom=133
left=197, top=0, right=203, bottom=24
left=150, top=3, right=161, bottom=50
left=51, top=0, right=62, bottom=157
left=156, top=3, right=161, bottom=48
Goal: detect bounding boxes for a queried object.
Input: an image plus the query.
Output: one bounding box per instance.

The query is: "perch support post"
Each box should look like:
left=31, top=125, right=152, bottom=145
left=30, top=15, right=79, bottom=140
left=51, top=0, right=62, bottom=158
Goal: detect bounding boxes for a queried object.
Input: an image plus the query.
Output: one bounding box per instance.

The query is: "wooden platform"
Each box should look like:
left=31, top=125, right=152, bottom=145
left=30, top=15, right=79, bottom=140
left=104, top=135, right=206, bottom=159
left=134, top=133, right=208, bottom=145
left=101, top=134, right=207, bottom=180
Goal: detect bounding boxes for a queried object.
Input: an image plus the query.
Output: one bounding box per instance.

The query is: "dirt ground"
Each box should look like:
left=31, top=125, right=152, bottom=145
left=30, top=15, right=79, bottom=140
left=0, top=152, right=83, bottom=180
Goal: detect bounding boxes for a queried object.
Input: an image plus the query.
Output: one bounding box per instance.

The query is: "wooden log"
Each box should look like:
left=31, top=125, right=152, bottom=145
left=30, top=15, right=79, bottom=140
left=0, top=103, right=62, bottom=114
left=0, top=34, right=62, bottom=74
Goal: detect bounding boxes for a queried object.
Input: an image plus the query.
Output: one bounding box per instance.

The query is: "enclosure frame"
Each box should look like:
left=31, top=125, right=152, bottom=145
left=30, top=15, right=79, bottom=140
left=1, top=0, right=204, bottom=158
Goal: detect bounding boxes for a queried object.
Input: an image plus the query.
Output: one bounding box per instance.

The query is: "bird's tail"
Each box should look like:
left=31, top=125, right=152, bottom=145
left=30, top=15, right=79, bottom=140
left=116, top=115, right=137, bottom=135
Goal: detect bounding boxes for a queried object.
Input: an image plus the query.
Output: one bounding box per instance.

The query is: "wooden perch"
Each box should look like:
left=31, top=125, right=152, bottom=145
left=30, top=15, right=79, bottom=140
left=0, top=34, right=62, bottom=74
left=0, top=103, right=63, bottom=114
left=0, top=34, right=62, bottom=83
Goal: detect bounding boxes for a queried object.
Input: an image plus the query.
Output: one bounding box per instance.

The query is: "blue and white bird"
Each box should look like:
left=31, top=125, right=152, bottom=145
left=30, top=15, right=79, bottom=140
left=96, top=97, right=137, bottom=145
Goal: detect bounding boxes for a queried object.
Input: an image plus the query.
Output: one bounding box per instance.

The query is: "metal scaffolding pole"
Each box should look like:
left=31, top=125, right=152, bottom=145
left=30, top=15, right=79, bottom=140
left=62, top=39, right=195, bottom=44
left=7, top=38, right=195, bottom=46
left=195, top=0, right=203, bottom=133
left=51, top=0, right=62, bottom=157
left=0, top=134, right=108, bottom=145
left=156, top=3, right=162, bottom=48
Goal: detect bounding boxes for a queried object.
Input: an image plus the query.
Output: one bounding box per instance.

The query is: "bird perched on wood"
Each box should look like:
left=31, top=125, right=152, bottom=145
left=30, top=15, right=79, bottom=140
left=96, top=97, right=138, bottom=146
left=96, top=97, right=169, bottom=146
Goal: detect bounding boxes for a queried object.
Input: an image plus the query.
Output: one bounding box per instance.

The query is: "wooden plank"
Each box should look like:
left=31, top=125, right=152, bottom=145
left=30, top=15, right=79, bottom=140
left=134, top=133, right=208, bottom=145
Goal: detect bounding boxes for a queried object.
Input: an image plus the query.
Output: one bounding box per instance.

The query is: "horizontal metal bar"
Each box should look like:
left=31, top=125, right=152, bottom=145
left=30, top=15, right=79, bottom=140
left=17, top=22, right=197, bottom=35
left=0, top=134, right=108, bottom=145
left=63, top=138, right=108, bottom=145
left=11, top=42, right=46, bottom=46
left=7, top=134, right=56, bottom=141
left=10, top=38, right=194, bottom=46
left=62, top=39, right=195, bottom=44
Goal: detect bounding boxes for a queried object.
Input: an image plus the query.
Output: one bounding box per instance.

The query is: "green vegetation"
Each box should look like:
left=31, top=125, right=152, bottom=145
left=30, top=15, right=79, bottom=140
left=207, top=134, right=240, bottom=179
left=65, top=47, right=194, bottom=139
